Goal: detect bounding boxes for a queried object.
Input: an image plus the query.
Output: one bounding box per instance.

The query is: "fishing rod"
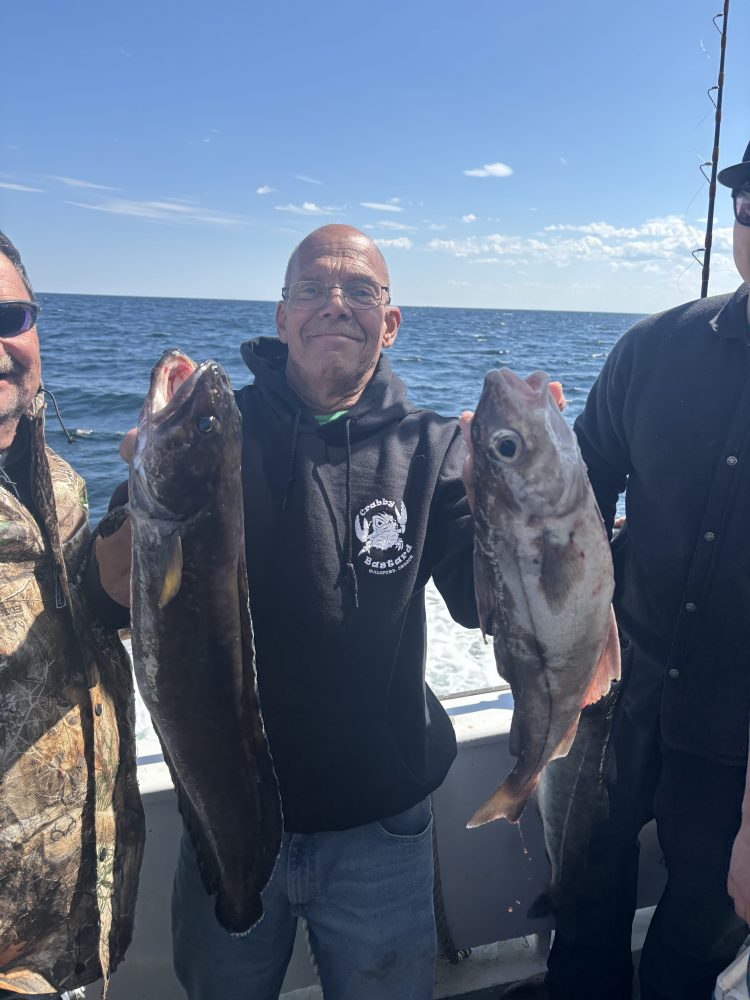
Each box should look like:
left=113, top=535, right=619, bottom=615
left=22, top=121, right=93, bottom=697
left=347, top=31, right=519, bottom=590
left=698, top=0, right=730, bottom=298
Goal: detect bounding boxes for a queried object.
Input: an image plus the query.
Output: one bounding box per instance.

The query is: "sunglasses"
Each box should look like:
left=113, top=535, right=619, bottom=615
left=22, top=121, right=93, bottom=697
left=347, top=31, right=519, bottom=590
left=0, top=300, right=40, bottom=338
left=733, top=189, right=750, bottom=227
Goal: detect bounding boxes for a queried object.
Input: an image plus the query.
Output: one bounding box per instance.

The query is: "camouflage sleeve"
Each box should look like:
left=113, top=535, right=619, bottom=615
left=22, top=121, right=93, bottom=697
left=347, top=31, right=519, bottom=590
left=429, top=426, right=479, bottom=629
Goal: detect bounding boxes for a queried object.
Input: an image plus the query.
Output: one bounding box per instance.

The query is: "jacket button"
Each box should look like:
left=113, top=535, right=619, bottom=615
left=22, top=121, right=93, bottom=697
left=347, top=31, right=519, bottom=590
left=668, top=667, right=680, bottom=679
left=685, top=602, right=696, bottom=612
left=99, top=847, right=107, bottom=861
left=727, top=455, right=738, bottom=466
left=704, top=531, right=715, bottom=542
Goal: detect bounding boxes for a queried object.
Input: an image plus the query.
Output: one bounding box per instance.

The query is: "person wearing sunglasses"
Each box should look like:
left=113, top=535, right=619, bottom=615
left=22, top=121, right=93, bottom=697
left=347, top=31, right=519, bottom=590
left=506, top=140, right=750, bottom=1000
left=0, top=231, right=145, bottom=999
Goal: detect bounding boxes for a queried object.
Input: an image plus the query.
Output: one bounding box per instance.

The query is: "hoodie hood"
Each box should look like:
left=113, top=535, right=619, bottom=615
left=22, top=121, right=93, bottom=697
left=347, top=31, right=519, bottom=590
left=239, top=336, right=413, bottom=442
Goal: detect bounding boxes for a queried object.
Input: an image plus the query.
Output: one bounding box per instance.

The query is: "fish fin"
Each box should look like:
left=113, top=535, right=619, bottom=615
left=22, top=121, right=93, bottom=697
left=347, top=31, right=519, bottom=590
left=549, top=716, right=580, bottom=762
left=580, top=606, right=621, bottom=709
left=540, top=529, right=585, bottom=612
left=467, top=770, right=541, bottom=828
left=0, top=970, right=58, bottom=994
left=157, top=533, right=183, bottom=608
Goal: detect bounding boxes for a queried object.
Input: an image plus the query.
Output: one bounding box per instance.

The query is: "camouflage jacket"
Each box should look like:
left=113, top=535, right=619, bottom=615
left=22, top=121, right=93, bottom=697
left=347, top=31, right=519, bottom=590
left=0, top=392, right=144, bottom=995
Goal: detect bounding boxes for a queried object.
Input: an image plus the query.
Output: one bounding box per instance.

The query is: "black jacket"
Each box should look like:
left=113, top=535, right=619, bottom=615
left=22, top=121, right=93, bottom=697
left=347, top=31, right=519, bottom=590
left=574, top=285, right=750, bottom=764
left=235, top=338, right=477, bottom=832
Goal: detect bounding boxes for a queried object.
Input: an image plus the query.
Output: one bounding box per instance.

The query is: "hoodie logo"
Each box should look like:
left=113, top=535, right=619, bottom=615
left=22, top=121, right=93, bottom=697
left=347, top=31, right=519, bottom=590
left=355, top=499, right=413, bottom=576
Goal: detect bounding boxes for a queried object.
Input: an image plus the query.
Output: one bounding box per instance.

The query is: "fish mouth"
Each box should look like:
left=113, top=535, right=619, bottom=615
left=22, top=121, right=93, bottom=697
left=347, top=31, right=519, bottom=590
left=146, top=351, right=229, bottom=423
left=148, top=351, right=198, bottom=418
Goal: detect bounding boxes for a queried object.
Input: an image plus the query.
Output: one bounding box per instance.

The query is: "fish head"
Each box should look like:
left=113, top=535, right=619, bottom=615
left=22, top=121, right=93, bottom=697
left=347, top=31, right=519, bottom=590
left=132, top=350, right=239, bottom=517
left=471, top=369, right=585, bottom=517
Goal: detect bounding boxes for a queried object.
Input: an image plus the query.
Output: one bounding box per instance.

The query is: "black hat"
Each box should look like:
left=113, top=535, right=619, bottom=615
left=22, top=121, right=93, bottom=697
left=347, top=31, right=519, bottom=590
left=718, top=139, right=750, bottom=190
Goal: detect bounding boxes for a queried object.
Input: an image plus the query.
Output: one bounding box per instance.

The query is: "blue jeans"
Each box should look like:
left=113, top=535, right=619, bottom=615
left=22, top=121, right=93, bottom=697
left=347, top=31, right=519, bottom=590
left=172, top=798, right=437, bottom=1000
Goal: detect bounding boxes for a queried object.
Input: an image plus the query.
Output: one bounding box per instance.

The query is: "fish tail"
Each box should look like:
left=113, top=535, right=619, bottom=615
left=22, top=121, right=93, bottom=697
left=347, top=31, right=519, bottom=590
left=467, top=772, right=541, bottom=828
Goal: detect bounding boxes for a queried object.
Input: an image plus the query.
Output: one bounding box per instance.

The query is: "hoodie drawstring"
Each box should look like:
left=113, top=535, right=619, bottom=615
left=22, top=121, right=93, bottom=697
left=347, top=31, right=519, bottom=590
left=281, top=409, right=302, bottom=512
left=344, top=418, right=359, bottom=609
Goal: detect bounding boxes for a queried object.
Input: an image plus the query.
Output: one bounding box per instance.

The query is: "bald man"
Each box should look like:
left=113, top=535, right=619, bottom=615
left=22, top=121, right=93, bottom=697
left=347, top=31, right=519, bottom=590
left=97, top=225, right=478, bottom=1000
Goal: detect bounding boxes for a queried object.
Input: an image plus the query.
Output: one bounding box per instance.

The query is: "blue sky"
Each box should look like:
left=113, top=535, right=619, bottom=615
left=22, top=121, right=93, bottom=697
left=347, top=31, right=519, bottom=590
left=2, top=0, right=748, bottom=313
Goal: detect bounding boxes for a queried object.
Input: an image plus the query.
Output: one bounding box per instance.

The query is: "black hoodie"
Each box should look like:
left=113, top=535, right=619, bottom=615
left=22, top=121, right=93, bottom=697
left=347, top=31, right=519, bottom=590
left=236, top=337, right=477, bottom=832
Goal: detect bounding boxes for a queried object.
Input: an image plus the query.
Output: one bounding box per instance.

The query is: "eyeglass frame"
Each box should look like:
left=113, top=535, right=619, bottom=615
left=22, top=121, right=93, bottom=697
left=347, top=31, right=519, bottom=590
left=732, top=188, right=750, bottom=227
left=281, top=280, right=391, bottom=311
left=0, top=300, right=41, bottom=337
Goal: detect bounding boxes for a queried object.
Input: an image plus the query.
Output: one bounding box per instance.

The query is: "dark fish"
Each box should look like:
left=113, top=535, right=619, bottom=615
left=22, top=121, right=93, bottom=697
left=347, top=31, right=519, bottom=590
left=129, top=350, right=282, bottom=933
left=529, top=687, right=618, bottom=920
left=468, top=369, right=620, bottom=827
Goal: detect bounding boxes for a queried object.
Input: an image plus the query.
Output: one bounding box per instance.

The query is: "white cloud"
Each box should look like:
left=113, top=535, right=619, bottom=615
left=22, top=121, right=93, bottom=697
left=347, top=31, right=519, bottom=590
left=462, top=213, right=477, bottom=223
left=463, top=162, right=513, bottom=178
left=373, top=237, right=413, bottom=249
left=296, top=175, right=322, bottom=185
left=426, top=223, right=447, bottom=231
left=360, top=201, right=404, bottom=213
left=0, top=182, right=45, bottom=193
left=373, top=220, right=417, bottom=231
left=65, top=197, right=245, bottom=226
left=424, top=214, right=734, bottom=276
left=275, top=202, right=343, bottom=216
left=46, top=175, right=121, bottom=191
left=560, top=157, right=569, bottom=166
left=256, top=185, right=275, bottom=195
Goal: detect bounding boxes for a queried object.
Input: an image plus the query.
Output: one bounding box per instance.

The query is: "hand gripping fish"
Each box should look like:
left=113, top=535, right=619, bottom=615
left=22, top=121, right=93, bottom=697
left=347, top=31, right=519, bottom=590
left=129, top=350, right=282, bottom=932
left=467, top=369, right=620, bottom=827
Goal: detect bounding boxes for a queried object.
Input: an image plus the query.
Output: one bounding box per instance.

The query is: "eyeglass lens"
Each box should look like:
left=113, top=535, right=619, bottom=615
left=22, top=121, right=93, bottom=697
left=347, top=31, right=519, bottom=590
left=287, top=280, right=385, bottom=309
left=0, top=303, right=38, bottom=338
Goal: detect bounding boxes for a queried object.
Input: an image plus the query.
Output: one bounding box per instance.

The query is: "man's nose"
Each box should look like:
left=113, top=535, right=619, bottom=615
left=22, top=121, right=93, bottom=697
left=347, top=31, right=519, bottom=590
left=319, top=286, right=351, bottom=317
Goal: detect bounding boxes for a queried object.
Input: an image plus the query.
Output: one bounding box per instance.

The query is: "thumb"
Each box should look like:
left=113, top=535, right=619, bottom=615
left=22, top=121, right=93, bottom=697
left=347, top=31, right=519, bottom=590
left=119, top=427, right=137, bottom=464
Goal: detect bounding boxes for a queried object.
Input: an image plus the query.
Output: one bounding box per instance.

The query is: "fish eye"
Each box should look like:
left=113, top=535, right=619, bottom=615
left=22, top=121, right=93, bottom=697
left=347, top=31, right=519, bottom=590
left=488, top=429, right=523, bottom=464
left=196, top=414, right=221, bottom=435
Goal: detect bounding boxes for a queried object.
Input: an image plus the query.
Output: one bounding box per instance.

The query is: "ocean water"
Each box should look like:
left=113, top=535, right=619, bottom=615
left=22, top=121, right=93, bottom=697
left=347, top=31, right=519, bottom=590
left=37, top=294, right=641, bottom=755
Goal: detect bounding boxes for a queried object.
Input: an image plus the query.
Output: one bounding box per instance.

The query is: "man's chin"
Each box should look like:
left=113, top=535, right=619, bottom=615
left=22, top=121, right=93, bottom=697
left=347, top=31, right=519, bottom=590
left=0, top=383, right=31, bottom=425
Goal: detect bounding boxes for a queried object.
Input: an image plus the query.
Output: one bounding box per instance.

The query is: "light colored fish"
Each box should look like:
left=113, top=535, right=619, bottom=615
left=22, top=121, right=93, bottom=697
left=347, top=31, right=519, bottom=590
left=467, top=369, right=620, bottom=827
left=129, top=350, right=282, bottom=933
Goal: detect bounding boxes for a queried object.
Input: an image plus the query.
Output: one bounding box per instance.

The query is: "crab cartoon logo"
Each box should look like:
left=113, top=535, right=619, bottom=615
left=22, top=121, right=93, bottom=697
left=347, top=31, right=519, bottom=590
left=355, top=499, right=414, bottom=576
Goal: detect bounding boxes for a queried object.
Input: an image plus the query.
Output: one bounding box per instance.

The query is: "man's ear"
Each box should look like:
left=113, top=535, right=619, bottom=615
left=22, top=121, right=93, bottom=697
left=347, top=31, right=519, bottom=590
left=382, top=306, right=401, bottom=349
left=275, top=301, right=288, bottom=342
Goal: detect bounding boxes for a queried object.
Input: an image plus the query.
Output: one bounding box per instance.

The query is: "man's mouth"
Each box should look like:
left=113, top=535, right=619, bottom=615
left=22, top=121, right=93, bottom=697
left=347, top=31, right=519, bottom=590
left=306, top=329, right=359, bottom=341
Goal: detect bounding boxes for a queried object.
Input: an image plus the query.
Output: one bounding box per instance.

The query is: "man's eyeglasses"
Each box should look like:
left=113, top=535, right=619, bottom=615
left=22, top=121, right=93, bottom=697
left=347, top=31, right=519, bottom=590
left=0, top=301, right=39, bottom=338
left=733, top=189, right=750, bottom=228
left=282, top=280, right=390, bottom=311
